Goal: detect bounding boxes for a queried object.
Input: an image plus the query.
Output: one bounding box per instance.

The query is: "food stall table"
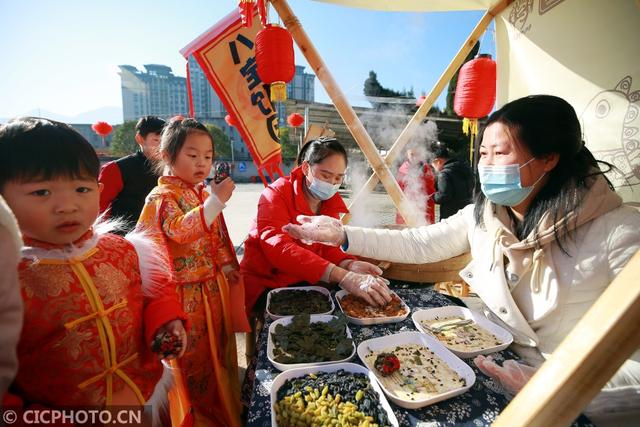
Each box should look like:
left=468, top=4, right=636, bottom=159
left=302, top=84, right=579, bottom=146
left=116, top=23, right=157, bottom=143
left=243, top=283, right=593, bottom=426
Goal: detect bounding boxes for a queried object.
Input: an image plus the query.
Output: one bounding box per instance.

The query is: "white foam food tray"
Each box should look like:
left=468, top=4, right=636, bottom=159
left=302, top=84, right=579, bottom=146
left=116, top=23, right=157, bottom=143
left=266, top=286, right=334, bottom=321
left=270, top=362, right=399, bottom=427
left=412, top=306, right=513, bottom=358
left=357, top=331, right=476, bottom=409
left=335, top=289, right=410, bottom=325
left=268, top=314, right=355, bottom=371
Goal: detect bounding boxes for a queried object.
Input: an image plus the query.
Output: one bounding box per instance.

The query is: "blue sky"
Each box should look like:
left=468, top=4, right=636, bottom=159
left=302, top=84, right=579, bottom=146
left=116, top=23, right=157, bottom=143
left=0, top=0, right=494, bottom=122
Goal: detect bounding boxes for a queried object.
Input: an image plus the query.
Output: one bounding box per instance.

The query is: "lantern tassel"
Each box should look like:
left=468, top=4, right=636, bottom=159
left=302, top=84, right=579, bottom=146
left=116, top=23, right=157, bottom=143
left=270, top=82, right=287, bottom=102
left=462, top=118, right=479, bottom=164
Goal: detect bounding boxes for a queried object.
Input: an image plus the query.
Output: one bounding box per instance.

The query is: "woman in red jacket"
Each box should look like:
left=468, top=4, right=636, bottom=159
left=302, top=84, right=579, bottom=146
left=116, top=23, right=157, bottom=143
left=241, top=137, right=391, bottom=314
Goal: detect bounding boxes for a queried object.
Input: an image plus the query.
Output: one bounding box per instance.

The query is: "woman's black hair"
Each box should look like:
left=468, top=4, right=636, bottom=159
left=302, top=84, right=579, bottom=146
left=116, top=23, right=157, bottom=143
left=0, top=117, right=100, bottom=191
left=473, top=95, right=615, bottom=253
left=296, top=137, right=348, bottom=167
left=158, top=116, right=214, bottom=174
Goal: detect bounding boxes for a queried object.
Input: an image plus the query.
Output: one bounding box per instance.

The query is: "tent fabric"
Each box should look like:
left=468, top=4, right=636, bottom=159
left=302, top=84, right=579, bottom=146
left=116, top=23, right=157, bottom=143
left=495, top=0, right=640, bottom=202
left=312, top=0, right=496, bottom=12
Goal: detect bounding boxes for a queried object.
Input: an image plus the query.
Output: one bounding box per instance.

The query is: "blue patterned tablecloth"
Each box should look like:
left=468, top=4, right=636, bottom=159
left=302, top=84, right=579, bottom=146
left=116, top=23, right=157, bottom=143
left=244, top=283, right=593, bottom=426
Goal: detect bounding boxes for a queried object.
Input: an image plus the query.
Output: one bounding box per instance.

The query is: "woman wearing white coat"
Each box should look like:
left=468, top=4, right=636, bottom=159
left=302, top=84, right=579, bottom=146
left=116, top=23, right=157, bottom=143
left=284, top=95, right=640, bottom=426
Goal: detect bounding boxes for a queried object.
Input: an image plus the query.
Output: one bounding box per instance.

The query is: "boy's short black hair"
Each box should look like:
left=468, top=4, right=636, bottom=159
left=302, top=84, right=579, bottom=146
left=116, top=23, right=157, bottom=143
left=135, top=116, right=166, bottom=137
left=0, top=117, right=100, bottom=191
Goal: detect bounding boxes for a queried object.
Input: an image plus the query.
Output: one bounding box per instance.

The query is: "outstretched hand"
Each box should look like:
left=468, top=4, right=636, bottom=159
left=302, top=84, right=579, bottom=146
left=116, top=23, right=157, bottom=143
left=339, top=271, right=392, bottom=306
left=474, top=355, right=537, bottom=395
left=344, top=260, right=383, bottom=276
left=282, top=215, right=345, bottom=246
left=152, top=319, right=188, bottom=360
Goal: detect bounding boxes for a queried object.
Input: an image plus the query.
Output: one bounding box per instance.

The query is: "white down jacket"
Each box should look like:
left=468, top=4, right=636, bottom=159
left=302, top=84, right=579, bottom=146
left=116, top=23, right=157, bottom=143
left=344, top=203, right=640, bottom=419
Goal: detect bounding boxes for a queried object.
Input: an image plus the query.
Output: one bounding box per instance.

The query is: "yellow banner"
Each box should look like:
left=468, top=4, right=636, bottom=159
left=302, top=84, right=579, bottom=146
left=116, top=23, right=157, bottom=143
left=181, top=10, right=282, bottom=170
left=495, top=0, right=640, bottom=201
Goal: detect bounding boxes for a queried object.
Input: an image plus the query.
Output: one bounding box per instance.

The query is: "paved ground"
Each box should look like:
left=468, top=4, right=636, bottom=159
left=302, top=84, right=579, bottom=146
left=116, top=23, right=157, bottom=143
left=224, top=183, right=400, bottom=253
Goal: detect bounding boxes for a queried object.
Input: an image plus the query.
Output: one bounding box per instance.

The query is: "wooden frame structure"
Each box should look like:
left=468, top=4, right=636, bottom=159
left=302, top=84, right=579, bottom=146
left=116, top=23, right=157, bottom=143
left=269, top=0, right=640, bottom=424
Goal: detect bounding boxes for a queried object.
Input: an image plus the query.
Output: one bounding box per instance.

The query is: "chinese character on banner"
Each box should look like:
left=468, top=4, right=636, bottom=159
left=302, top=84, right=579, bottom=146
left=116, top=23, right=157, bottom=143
left=180, top=9, right=283, bottom=183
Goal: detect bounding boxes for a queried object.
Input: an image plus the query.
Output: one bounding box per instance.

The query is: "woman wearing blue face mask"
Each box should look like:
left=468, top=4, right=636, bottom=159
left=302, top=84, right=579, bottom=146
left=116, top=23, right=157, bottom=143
left=284, top=96, right=640, bottom=426
left=241, top=137, right=391, bottom=317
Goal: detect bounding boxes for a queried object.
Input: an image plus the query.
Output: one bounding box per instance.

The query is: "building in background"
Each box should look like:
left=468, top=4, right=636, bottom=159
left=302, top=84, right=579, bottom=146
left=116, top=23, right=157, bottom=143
left=119, top=59, right=316, bottom=165
left=119, top=59, right=315, bottom=122
left=119, top=64, right=188, bottom=121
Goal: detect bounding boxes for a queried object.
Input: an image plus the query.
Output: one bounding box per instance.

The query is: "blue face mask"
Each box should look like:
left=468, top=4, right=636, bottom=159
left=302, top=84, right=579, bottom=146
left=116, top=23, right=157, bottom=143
left=478, top=158, right=545, bottom=206
left=306, top=172, right=341, bottom=201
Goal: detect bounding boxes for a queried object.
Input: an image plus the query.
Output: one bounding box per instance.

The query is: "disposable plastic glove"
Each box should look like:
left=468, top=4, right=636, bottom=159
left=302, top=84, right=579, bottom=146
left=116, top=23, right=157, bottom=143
left=282, top=214, right=345, bottom=246
left=343, top=260, right=383, bottom=276
left=339, top=271, right=392, bottom=307
left=474, top=355, right=537, bottom=395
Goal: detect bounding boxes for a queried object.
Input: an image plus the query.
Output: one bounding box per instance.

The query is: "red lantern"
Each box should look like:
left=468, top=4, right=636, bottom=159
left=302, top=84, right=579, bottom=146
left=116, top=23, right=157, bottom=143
left=91, top=121, right=113, bottom=146
left=287, top=113, right=304, bottom=128
left=239, top=0, right=255, bottom=27
left=453, top=54, right=496, bottom=162
left=225, top=114, right=238, bottom=127
left=255, top=24, right=295, bottom=102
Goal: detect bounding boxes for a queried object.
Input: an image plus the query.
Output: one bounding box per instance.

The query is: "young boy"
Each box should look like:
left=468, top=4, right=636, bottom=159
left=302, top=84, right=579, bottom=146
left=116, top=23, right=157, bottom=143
left=0, top=117, right=187, bottom=416
left=99, top=116, right=165, bottom=232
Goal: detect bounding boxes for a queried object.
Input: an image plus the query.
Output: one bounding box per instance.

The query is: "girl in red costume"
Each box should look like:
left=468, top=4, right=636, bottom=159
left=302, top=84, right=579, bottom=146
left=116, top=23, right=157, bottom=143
left=137, top=117, right=248, bottom=427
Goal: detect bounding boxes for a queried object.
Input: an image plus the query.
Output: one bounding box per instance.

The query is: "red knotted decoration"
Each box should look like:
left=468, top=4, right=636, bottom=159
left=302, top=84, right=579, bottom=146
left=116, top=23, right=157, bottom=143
left=286, top=113, right=304, bottom=128
left=453, top=53, right=496, bottom=163
left=255, top=24, right=295, bottom=102
left=225, top=114, right=238, bottom=127
left=91, top=121, right=113, bottom=146
left=239, top=0, right=255, bottom=27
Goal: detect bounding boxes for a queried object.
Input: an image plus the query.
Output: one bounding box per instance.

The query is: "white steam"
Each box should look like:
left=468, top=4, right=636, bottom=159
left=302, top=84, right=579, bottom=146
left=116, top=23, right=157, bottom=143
left=345, top=106, right=439, bottom=227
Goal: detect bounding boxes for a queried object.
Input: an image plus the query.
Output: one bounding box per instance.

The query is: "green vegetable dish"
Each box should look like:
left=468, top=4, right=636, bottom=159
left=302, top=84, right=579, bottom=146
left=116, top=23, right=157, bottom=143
left=272, top=314, right=354, bottom=364
left=269, top=289, right=332, bottom=316
left=275, top=369, right=391, bottom=427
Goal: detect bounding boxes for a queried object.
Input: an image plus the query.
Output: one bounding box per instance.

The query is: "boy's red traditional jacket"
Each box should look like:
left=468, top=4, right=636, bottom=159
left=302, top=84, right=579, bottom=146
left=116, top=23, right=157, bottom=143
left=14, top=228, right=187, bottom=407
left=241, top=166, right=356, bottom=311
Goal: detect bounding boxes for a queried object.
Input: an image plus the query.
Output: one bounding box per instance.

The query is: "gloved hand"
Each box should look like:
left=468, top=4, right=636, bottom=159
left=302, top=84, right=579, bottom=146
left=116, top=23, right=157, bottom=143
left=282, top=215, right=345, bottom=246
left=342, top=260, right=383, bottom=276
left=339, top=271, right=392, bottom=307
left=474, top=355, right=537, bottom=395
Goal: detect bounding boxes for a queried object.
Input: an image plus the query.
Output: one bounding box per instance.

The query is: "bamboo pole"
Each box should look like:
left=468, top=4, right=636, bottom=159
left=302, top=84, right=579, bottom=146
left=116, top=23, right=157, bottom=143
left=270, top=0, right=421, bottom=226
left=493, top=249, right=640, bottom=427
left=342, top=0, right=513, bottom=224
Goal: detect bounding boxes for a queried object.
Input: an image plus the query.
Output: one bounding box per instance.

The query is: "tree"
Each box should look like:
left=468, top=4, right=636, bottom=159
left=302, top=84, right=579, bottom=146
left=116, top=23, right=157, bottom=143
left=206, top=124, right=232, bottom=159
left=278, top=127, right=299, bottom=160
left=444, top=41, right=480, bottom=116
left=364, top=71, right=404, bottom=98
left=109, top=121, right=137, bottom=156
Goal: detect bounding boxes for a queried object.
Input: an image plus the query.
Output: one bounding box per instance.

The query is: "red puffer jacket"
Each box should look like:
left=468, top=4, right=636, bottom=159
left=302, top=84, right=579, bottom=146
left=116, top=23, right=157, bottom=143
left=240, top=166, right=356, bottom=312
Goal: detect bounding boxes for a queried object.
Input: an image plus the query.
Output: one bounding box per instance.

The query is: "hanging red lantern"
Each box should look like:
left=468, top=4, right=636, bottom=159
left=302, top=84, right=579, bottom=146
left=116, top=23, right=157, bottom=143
left=239, top=0, right=255, bottom=27
left=91, top=121, right=113, bottom=146
left=255, top=24, right=295, bottom=102
left=225, top=114, right=238, bottom=127
left=453, top=53, right=496, bottom=163
left=287, top=112, right=304, bottom=128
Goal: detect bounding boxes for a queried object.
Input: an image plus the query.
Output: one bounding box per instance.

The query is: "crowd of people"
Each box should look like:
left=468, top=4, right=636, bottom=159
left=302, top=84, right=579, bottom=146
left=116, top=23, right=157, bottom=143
left=0, top=94, right=638, bottom=426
